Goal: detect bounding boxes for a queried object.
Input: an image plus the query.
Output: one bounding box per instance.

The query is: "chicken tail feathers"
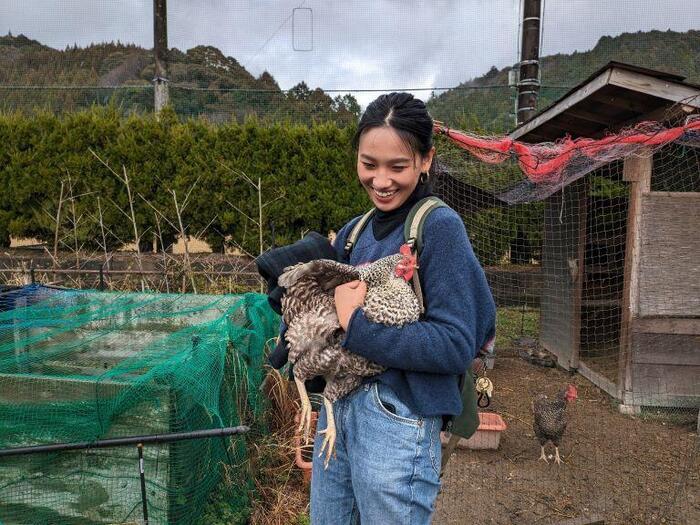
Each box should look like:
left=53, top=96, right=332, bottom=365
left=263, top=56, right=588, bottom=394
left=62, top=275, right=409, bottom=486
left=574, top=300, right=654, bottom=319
left=278, top=262, right=313, bottom=289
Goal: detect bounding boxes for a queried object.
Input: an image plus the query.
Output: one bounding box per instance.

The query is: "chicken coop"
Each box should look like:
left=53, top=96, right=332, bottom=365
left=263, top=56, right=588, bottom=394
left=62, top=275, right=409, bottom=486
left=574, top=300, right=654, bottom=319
left=508, top=62, right=700, bottom=412
left=0, top=284, right=278, bottom=525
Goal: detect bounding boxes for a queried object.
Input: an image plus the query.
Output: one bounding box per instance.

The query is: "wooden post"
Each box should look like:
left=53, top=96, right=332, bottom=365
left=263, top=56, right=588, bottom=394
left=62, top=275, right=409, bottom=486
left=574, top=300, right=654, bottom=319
left=153, top=0, right=169, bottom=113
left=517, top=0, right=542, bottom=125
left=618, top=151, right=652, bottom=404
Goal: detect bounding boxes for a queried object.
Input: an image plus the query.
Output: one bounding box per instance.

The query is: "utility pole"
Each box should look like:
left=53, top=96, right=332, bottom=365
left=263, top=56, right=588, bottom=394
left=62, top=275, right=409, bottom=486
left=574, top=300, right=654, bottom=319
left=153, top=0, right=169, bottom=113
left=516, top=0, right=542, bottom=125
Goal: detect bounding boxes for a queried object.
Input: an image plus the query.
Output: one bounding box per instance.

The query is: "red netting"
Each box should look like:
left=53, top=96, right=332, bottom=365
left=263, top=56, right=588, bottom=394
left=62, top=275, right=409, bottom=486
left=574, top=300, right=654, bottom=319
left=435, top=117, right=700, bottom=203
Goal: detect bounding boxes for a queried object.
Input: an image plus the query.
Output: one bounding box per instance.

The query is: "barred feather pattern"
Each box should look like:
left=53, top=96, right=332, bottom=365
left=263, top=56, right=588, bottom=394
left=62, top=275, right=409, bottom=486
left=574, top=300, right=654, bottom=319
left=532, top=389, right=570, bottom=447
left=279, top=254, right=421, bottom=403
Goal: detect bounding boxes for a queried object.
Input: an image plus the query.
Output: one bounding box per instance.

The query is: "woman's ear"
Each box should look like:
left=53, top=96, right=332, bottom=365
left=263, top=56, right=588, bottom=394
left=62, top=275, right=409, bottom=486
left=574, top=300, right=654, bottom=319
left=421, top=146, right=436, bottom=173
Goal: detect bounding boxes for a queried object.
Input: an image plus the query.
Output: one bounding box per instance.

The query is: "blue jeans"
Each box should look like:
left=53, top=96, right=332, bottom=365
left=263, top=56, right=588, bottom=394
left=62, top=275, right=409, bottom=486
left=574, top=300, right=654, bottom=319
left=310, top=381, right=442, bottom=524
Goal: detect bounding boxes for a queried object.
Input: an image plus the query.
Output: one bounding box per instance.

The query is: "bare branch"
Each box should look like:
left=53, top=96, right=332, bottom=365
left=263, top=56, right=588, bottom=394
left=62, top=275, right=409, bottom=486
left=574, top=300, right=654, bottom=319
left=89, top=148, right=126, bottom=184
left=217, top=160, right=258, bottom=189
left=97, top=197, right=108, bottom=261
left=137, top=193, right=179, bottom=231
left=195, top=214, right=219, bottom=240
left=226, top=200, right=259, bottom=226
left=260, top=191, right=286, bottom=210
left=171, top=189, right=197, bottom=293
left=107, top=197, right=135, bottom=223
left=180, top=175, right=202, bottom=212
left=53, top=180, right=65, bottom=266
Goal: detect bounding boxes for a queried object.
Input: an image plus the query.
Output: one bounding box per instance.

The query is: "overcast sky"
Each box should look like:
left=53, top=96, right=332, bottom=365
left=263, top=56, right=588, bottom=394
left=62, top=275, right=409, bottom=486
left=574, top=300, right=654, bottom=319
left=2, top=1, right=699, bottom=105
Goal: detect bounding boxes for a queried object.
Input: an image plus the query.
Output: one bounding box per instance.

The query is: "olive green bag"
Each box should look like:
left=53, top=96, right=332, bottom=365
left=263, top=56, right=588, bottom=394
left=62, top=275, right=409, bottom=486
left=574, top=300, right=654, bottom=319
left=345, top=196, right=480, bottom=474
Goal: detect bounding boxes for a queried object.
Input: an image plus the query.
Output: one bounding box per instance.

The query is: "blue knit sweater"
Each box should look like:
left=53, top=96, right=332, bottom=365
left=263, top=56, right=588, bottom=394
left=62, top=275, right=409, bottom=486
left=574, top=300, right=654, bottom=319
left=336, top=206, right=496, bottom=418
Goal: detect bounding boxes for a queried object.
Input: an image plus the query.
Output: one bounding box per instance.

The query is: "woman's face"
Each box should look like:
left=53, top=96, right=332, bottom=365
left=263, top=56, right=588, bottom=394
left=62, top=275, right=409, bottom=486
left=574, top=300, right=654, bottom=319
left=357, top=126, right=434, bottom=211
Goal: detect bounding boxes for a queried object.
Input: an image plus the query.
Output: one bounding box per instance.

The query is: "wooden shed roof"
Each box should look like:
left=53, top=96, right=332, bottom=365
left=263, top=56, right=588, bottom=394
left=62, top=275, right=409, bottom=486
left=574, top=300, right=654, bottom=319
left=510, top=61, right=700, bottom=143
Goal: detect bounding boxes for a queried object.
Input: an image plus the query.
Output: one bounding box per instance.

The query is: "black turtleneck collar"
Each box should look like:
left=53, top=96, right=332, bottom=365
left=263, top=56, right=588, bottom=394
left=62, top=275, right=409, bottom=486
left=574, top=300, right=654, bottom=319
left=372, top=179, right=434, bottom=240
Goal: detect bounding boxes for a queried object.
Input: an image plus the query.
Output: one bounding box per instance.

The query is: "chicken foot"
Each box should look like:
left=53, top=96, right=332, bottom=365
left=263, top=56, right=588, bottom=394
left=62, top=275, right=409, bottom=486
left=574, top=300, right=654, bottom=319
left=554, top=446, right=562, bottom=465
left=538, top=445, right=563, bottom=465
left=294, top=376, right=337, bottom=468
left=318, top=396, right=337, bottom=469
left=295, top=375, right=313, bottom=444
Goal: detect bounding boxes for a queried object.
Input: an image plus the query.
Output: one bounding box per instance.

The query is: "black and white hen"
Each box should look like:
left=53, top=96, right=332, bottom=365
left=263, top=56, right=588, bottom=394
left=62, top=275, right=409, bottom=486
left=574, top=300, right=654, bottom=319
left=279, top=251, right=421, bottom=466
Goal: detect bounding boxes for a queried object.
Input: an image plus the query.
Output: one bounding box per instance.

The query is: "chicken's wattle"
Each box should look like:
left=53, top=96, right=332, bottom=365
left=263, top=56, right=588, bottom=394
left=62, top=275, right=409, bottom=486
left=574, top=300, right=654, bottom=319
left=395, top=244, right=417, bottom=281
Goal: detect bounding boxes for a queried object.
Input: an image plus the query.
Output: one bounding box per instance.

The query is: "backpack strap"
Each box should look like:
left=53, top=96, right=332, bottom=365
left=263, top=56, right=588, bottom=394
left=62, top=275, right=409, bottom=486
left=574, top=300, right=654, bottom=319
left=344, top=208, right=376, bottom=260
left=403, top=196, right=448, bottom=255
left=403, top=196, right=448, bottom=311
left=343, top=197, right=447, bottom=310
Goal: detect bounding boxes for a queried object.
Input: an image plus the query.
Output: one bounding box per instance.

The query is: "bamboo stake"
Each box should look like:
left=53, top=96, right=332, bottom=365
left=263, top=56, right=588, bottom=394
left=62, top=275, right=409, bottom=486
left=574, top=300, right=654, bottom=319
left=53, top=180, right=65, bottom=266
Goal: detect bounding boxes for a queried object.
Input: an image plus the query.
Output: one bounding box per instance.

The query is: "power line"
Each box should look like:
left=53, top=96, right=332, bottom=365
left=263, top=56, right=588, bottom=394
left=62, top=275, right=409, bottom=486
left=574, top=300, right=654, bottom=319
left=249, top=0, right=307, bottom=64
left=0, top=83, right=572, bottom=93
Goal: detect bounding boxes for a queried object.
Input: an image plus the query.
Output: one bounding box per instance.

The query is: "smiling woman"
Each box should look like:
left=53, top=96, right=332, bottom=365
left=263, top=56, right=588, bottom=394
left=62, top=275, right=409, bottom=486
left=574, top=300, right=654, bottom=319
left=303, top=92, right=496, bottom=525
left=357, top=126, right=434, bottom=211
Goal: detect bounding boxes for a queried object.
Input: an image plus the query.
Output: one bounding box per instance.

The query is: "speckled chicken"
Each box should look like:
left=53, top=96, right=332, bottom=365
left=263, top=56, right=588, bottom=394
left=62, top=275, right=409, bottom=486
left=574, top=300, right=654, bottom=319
left=279, top=251, right=421, bottom=466
left=532, top=384, right=577, bottom=465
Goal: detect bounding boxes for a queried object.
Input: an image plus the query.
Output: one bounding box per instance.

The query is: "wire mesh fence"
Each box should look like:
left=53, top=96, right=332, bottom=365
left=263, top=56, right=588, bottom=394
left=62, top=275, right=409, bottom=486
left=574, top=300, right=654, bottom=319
left=430, top=120, right=700, bottom=524
left=0, top=285, right=279, bottom=524
left=1, top=1, right=699, bottom=524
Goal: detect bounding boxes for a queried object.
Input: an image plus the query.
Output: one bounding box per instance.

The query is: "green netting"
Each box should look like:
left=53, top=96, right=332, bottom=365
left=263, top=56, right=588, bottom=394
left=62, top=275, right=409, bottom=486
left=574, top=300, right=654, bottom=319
left=0, top=284, right=279, bottom=525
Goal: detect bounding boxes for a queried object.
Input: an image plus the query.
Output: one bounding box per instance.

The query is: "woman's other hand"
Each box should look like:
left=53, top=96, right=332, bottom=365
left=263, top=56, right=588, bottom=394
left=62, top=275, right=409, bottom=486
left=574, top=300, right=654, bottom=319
left=335, top=280, right=367, bottom=331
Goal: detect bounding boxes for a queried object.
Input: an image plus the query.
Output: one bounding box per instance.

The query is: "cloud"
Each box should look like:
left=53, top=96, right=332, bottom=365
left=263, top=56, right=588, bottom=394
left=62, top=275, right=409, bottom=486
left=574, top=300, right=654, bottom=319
left=2, top=0, right=698, bottom=106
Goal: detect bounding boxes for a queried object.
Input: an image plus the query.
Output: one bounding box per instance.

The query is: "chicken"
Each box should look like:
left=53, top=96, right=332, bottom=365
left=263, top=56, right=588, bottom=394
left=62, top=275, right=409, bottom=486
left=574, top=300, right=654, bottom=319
left=532, top=384, right=577, bottom=465
left=278, top=249, right=421, bottom=467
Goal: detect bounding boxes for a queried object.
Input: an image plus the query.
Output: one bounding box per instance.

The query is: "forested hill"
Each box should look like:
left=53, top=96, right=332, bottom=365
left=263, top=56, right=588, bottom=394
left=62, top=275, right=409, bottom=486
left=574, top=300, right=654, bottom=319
left=2, top=29, right=699, bottom=128
left=0, top=33, right=360, bottom=123
left=427, top=29, right=700, bottom=131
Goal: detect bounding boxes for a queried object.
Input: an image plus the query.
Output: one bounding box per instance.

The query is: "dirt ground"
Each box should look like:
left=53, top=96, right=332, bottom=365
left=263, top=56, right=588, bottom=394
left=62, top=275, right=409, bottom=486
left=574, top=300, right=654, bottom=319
left=433, top=353, right=699, bottom=525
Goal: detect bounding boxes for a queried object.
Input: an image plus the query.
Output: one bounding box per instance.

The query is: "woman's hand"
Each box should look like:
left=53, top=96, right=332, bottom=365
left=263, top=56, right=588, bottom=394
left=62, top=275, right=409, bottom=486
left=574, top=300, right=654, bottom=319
left=335, top=280, right=367, bottom=331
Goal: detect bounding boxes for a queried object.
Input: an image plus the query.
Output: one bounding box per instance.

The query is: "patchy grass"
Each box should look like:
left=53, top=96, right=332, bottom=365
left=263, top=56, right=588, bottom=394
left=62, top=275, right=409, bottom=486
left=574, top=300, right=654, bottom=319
left=495, top=306, right=540, bottom=353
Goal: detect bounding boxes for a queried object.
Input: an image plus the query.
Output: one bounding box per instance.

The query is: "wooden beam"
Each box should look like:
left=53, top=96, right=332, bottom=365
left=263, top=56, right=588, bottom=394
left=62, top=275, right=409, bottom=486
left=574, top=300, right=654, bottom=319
left=540, top=117, right=602, bottom=136
left=609, top=67, right=700, bottom=109
left=578, top=361, right=619, bottom=400
left=0, top=372, right=134, bottom=402
left=566, top=107, right=618, bottom=126
left=588, top=90, right=655, bottom=115
left=510, top=69, right=612, bottom=140
left=622, top=390, right=700, bottom=408
left=570, top=178, right=588, bottom=370
left=633, top=317, right=700, bottom=336
left=616, top=102, right=697, bottom=131
left=618, top=151, right=652, bottom=397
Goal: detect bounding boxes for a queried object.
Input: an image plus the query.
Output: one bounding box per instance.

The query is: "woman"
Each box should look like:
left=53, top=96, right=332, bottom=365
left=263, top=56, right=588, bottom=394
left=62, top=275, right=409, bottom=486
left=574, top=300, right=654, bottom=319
left=310, top=92, right=496, bottom=524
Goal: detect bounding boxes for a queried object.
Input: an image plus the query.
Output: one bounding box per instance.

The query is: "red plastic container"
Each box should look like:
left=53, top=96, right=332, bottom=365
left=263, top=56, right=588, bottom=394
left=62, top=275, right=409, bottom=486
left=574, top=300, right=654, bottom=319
left=440, top=412, right=507, bottom=450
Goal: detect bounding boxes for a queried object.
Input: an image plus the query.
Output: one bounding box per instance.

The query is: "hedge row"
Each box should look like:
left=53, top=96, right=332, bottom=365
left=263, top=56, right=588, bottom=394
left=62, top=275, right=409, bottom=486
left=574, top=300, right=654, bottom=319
left=0, top=106, right=541, bottom=264
left=0, top=107, right=366, bottom=254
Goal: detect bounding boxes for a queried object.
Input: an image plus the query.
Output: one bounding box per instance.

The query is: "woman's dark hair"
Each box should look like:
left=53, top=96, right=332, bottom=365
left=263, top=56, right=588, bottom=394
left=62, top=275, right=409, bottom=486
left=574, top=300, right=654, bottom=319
left=353, top=92, right=434, bottom=159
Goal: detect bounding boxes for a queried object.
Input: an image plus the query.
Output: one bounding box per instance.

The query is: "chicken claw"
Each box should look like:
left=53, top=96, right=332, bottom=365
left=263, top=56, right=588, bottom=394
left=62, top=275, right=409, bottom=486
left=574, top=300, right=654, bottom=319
left=295, top=376, right=313, bottom=444
left=554, top=446, right=562, bottom=465
left=538, top=446, right=548, bottom=463
left=318, top=397, right=337, bottom=469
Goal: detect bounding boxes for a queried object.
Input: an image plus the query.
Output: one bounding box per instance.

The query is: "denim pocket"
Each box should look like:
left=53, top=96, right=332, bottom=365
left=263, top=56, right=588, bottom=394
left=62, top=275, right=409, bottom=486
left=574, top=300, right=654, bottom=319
left=372, top=382, right=422, bottom=427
